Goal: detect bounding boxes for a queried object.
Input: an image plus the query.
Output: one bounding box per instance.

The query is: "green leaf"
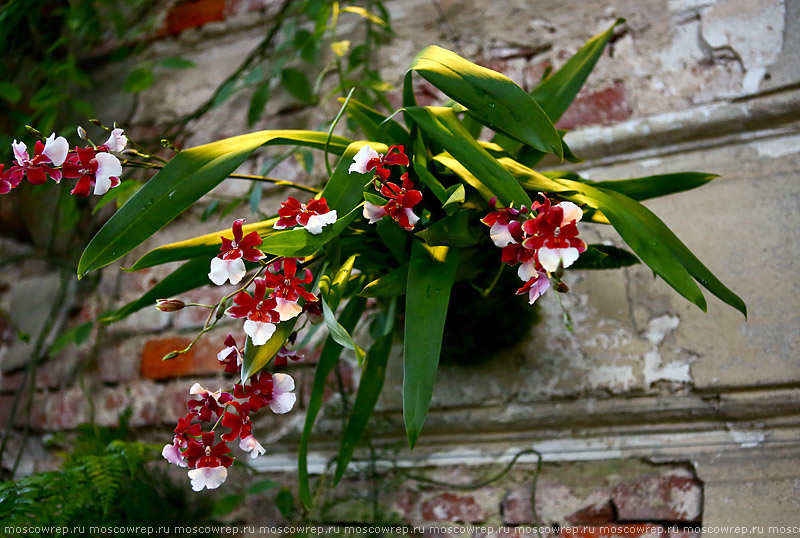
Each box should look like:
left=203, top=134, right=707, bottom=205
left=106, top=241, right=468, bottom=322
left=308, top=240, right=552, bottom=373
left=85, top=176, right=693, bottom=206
left=299, top=297, right=366, bottom=507
left=212, top=79, right=237, bottom=108
left=571, top=244, right=640, bottom=270
left=321, top=297, right=365, bottom=365
left=443, top=184, right=466, bottom=212
left=410, top=46, right=562, bottom=157
left=503, top=161, right=745, bottom=316
left=583, top=172, right=720, bottom=201
left=123, top=68, right=154, bottom=93
left=412, top=158, right=449, bottom=204
left=416, top=210, right=481, bottom=247
left=404, top=106, right=531, bottom=207
left=92, top=179, right=141, bottom=214
left=531, top=19, right=624, bottom=122
left=78, top=130, right=351, bottom=277
left=281, top=68, right=314, bottom=104
left=275, top=488, right=294, bottom=518
left=334, top=298, right=396, bottom=483
left=259, top=204, right=362, bottom=257
left=241, top=319, right=298, bottom=384
left=376, top=219, right=409, bottom=264
left=247, top=82, right=271, bottom=126
left=246, top=479, right=277, bottom=494
left=0, top=82, right=21, bottom=103
left=338, top=97, right=409, bottom=145
left=158, top=57, right=195, bottom=69
left=211, top=494, right=244, bottom=518
left=99, top=257, right=212, bottom=323
left=50, top=322, right=92, bottom=354
left=319, top=254, right=358, bottom=311
left=358, top=264, right=408, bottom=298
left=128, top=218, right=278, bottom=271
left=403, top=242, right=459, bottom=448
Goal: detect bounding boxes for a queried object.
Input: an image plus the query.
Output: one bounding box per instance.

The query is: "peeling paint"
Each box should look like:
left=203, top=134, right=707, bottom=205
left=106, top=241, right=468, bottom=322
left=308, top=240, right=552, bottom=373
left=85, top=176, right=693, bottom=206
left=754, top=134, right=800, bottom=158
left=726, top=422, right=769, bottom=448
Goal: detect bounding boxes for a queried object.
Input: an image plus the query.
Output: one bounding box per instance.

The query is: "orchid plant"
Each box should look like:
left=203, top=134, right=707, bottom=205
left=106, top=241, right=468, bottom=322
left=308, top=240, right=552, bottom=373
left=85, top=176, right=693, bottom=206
left=1, top=20, right=746, bottom=503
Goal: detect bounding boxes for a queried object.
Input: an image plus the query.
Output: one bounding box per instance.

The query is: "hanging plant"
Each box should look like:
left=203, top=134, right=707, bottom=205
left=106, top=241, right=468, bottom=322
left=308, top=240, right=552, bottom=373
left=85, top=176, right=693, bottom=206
left=1, top=20, right=745, bottom=504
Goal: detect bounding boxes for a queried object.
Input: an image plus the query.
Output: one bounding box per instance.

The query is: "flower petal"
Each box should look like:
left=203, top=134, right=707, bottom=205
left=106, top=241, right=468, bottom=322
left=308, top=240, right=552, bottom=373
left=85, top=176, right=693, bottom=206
left=274, top=297, right=302, bottom=321
left=188, top=466, right=228, bottom=491
left=362, top=202, right=387, bottom=224
left=489, top=222, right=516, bottom=248
left=272, top=372, right=295, bottom=394
left=243, top=320, right=276, bottom=346
left=11, top=140, right=28, bottom=166
left=239, top=435, right=266, bottom=459
left=42, top=134, right=69, bottom=166
left=270, top=391, right=296, bottom=414
left=303, top=210, right=337, bottom=234
left=557, top=201, right=583, bottom=225
left=349, top=145, right=380, bottom=174
left=93, top=153, right=122, bottom=195
left=538, top=246, right=580, bottom=273
left=162, top=443, right=187, bottom=467
left=103, top=128, right=127, bottom=152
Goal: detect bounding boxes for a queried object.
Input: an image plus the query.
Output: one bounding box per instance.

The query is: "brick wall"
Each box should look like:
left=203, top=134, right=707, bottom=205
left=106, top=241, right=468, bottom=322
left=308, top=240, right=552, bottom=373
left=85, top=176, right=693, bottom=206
left=2, top=0, right=799, bottom=533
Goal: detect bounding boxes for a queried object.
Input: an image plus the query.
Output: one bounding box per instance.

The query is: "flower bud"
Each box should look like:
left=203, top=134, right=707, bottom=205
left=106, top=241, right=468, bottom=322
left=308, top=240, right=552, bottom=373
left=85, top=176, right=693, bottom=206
left=77, top=126, right=88, bottom=140
left=162, top=351, right=182, bottom=361
left=156, top=299, right=185, bottom=312
left=554, top=281, right=570, bottom=293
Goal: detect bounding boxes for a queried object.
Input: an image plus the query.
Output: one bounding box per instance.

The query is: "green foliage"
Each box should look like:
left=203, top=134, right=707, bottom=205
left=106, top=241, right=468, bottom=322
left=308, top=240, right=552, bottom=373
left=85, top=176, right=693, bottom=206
left=0, top=0, right=155, bottom=149
left=0, top=415, right=214, bottom=533
left=66, top=18, right=745, bottom=512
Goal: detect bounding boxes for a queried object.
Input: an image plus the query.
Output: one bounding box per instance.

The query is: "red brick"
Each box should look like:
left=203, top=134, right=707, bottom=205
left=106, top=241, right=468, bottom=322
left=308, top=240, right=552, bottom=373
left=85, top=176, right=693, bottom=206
left=393, top=488, right=418, bottom=521
left=560, top=524, right=665, bottom=538
left=566, top=501, right=616, bottom=525
left=555, top=82, right=630, bottom=130
left=140, top=337, right=224, bottom=379
left=163, top=0, right=226, bottom=36
left=420, top=492, right=486, bottom=523
left=611, top=469, right=702, bottom=523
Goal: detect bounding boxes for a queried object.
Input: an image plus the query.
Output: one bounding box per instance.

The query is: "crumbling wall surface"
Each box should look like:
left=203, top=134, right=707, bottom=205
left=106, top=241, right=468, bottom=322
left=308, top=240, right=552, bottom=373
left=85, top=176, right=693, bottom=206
left=1, top=0, right=799, bottom=533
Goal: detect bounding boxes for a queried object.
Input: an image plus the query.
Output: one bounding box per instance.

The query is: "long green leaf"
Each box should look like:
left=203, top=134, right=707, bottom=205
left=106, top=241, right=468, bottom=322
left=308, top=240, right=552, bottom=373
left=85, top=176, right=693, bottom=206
left=339, top=97, right=410, bottom=145
left=405, top=107, right=531, bottom=207
left=358, top=264, right=408, bottom=298
left=531, top=19, right=624, bottom=122
left=321, top=298, right=365, bottom=365
left=571, top=244, right=640, bottom=270
left=319, top=254, right=358, bottom=311
left=411, top=46, right=562, bottom=157
left=403, top=242, right=459, bottom=448
left=333, top=298, right=396, bottom=484
left=582, top=172, right=719, bottom=201
left=564, top=180, right=745, bottom=316
left=99, top=257, right=212, bottom=322
left=78, top=130, right=352, bottom=278
left=127, top=218, right=278, bottom=271
left=298, top=297, right=366, bottom=507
